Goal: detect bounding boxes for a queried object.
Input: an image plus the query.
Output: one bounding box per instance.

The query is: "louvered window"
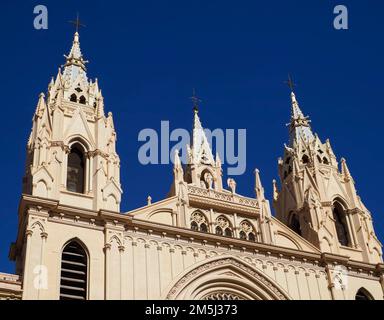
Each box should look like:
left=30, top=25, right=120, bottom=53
left=59, top=241, right=88, bottom=300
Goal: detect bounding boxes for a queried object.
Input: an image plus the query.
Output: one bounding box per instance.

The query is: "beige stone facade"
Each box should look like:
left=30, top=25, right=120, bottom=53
left=0, top=31, right=383, bottom=300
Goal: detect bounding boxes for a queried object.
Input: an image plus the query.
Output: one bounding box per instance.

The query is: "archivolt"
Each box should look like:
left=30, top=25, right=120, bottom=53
left=164, top=256, right=291, bottom=300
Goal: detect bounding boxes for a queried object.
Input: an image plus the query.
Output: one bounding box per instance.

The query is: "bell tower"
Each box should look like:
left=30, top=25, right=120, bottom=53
left=273, top=84, right=382, bottom=263
left=22, top=31, right=122, bottom=211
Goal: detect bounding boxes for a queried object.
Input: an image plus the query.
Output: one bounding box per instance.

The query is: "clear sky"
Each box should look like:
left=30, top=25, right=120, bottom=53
left=0, top=0, right=383, bottom=273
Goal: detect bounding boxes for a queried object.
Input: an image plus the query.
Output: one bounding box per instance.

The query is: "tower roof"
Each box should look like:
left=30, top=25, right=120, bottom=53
left=62, top=31, right=88, bottom=86
left=288, top=91, right=314, bottom=146
left=191, top=106, right=215, bottom=165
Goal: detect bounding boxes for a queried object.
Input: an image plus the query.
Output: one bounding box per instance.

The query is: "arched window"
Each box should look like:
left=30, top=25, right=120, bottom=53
left=302, top=154, right=309, bottom=164
left=355, top=288, right=373, bottom=300
left=239, top=220, right=256, bottom=241
left=215, top=216, right=232, bottom=238
left=190, top=212, right=209, bottom=233
left=323, top=157, right=329, bottom=165
left=191, top=221, right=198, bottom=231
left=215, top=226, right=223, bottom=236
left=79, top=96, right=86, bottom=104
left=333, top=202, right=350, bottom=247
left=66, top=144, right=85, bottom=193
left=60, top=241, right=88, bottom=300
left=70, top=93, right=77, bottom=102
left=224, top=228, right=232, bottom=237
left=200, top=223, right=208, bottom=233
left=289, top=213, right=301, bottom=236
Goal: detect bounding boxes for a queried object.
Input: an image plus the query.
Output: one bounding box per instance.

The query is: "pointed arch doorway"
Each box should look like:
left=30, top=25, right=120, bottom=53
left=164, top=257, right=291, bottom=300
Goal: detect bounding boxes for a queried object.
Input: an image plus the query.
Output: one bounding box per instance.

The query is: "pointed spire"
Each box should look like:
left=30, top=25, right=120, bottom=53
left=107, top=112, right=115, bottom=129
left=254, top=169, right=265, bottom=200
left=62, top=31, right=88, bottom=86
left=64, top=32, right=87, bottom=70
left=284, top=76, right=314, bottom=146
left=190, top=92, right=214, bottom=165
left=48, top=77, right=54, bottom=89
left=54, top=68, right=63, bottom=87
left=174, top=149, right=182, bottom=169
left=288, top=91, right=314, bottom=146
left=215, top=152, right=222, bottom=167
left=35, top=93, right=46, bottom=117
left=173, top=149, right=184, bottom=184
left=341, top=158, right=353, bottom=183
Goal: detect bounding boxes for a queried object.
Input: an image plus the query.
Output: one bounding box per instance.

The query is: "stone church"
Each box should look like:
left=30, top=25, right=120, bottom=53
left=0, top=31, right=383, bottom=300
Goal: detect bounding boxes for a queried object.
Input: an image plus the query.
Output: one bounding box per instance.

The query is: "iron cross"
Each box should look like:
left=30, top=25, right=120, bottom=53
left=190, top=88, right=202, bottom=112
left=69, top=13, right=86, bottom=32
left=285, top=74, right=296, bottom=91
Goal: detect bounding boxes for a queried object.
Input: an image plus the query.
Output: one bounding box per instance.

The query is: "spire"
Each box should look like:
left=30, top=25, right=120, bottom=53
left=62, top=31, right=88, bottom=85
left=341, top=158, right=353, bottom=183
left=35, top=93, right=46, bottom=117
left=96, top=93, right=105, bottom=119
left=288, top=91, right=314, bottom=146
left=254, top=169, right=265, bottom=200
left=190, top=91, right=214, bottom=165
left=285, top=76, right=314, bottom=146
left=174, top=149, right=182, bottom=169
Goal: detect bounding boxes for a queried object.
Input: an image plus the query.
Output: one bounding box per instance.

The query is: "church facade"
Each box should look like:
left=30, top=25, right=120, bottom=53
left=0, top=31, right=383, bottom=300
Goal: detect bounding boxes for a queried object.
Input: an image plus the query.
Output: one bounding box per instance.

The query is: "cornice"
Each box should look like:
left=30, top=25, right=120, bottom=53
left=15, top=194, right=383, bottom=277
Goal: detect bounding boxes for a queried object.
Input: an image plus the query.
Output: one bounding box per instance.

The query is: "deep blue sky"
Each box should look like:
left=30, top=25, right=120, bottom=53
left=1, top=0, right=383, bottom=273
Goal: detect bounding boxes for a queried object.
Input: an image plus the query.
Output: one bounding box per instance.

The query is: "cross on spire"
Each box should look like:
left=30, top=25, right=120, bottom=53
left=190, top=88, right=202, bottom=113
left=285, top=74, right=296, bottom=92
left=68, top=13, right=86, bottom=33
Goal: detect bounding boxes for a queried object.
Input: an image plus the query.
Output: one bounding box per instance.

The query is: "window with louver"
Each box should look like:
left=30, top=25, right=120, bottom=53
left=59, top=241, right=88, bottom=300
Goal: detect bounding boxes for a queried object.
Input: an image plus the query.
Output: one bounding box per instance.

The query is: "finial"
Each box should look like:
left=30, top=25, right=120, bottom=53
left=174, top=149, right=181, bottom=167
left=272, top=179, right=278, bottom=201
left=284, top=74, right=297, bottom=92
left=147, top=195, right=152, bottom=206
left=68, top=12, right=86, bottom=33
left=190, top=88, right=201, bottom=113
left=254, top=168, right=265, bottom=200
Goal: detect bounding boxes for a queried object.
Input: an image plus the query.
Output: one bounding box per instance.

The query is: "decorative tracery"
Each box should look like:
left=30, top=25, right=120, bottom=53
left=239, top=221, right=256, bottom=241
left=190, top=212, right=209, bottom=233
left=215, top=216, right=232, bottom=237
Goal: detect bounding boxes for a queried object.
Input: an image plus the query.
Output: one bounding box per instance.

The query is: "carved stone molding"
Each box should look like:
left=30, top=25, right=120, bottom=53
left=165, top=258, right=289, bottom=300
